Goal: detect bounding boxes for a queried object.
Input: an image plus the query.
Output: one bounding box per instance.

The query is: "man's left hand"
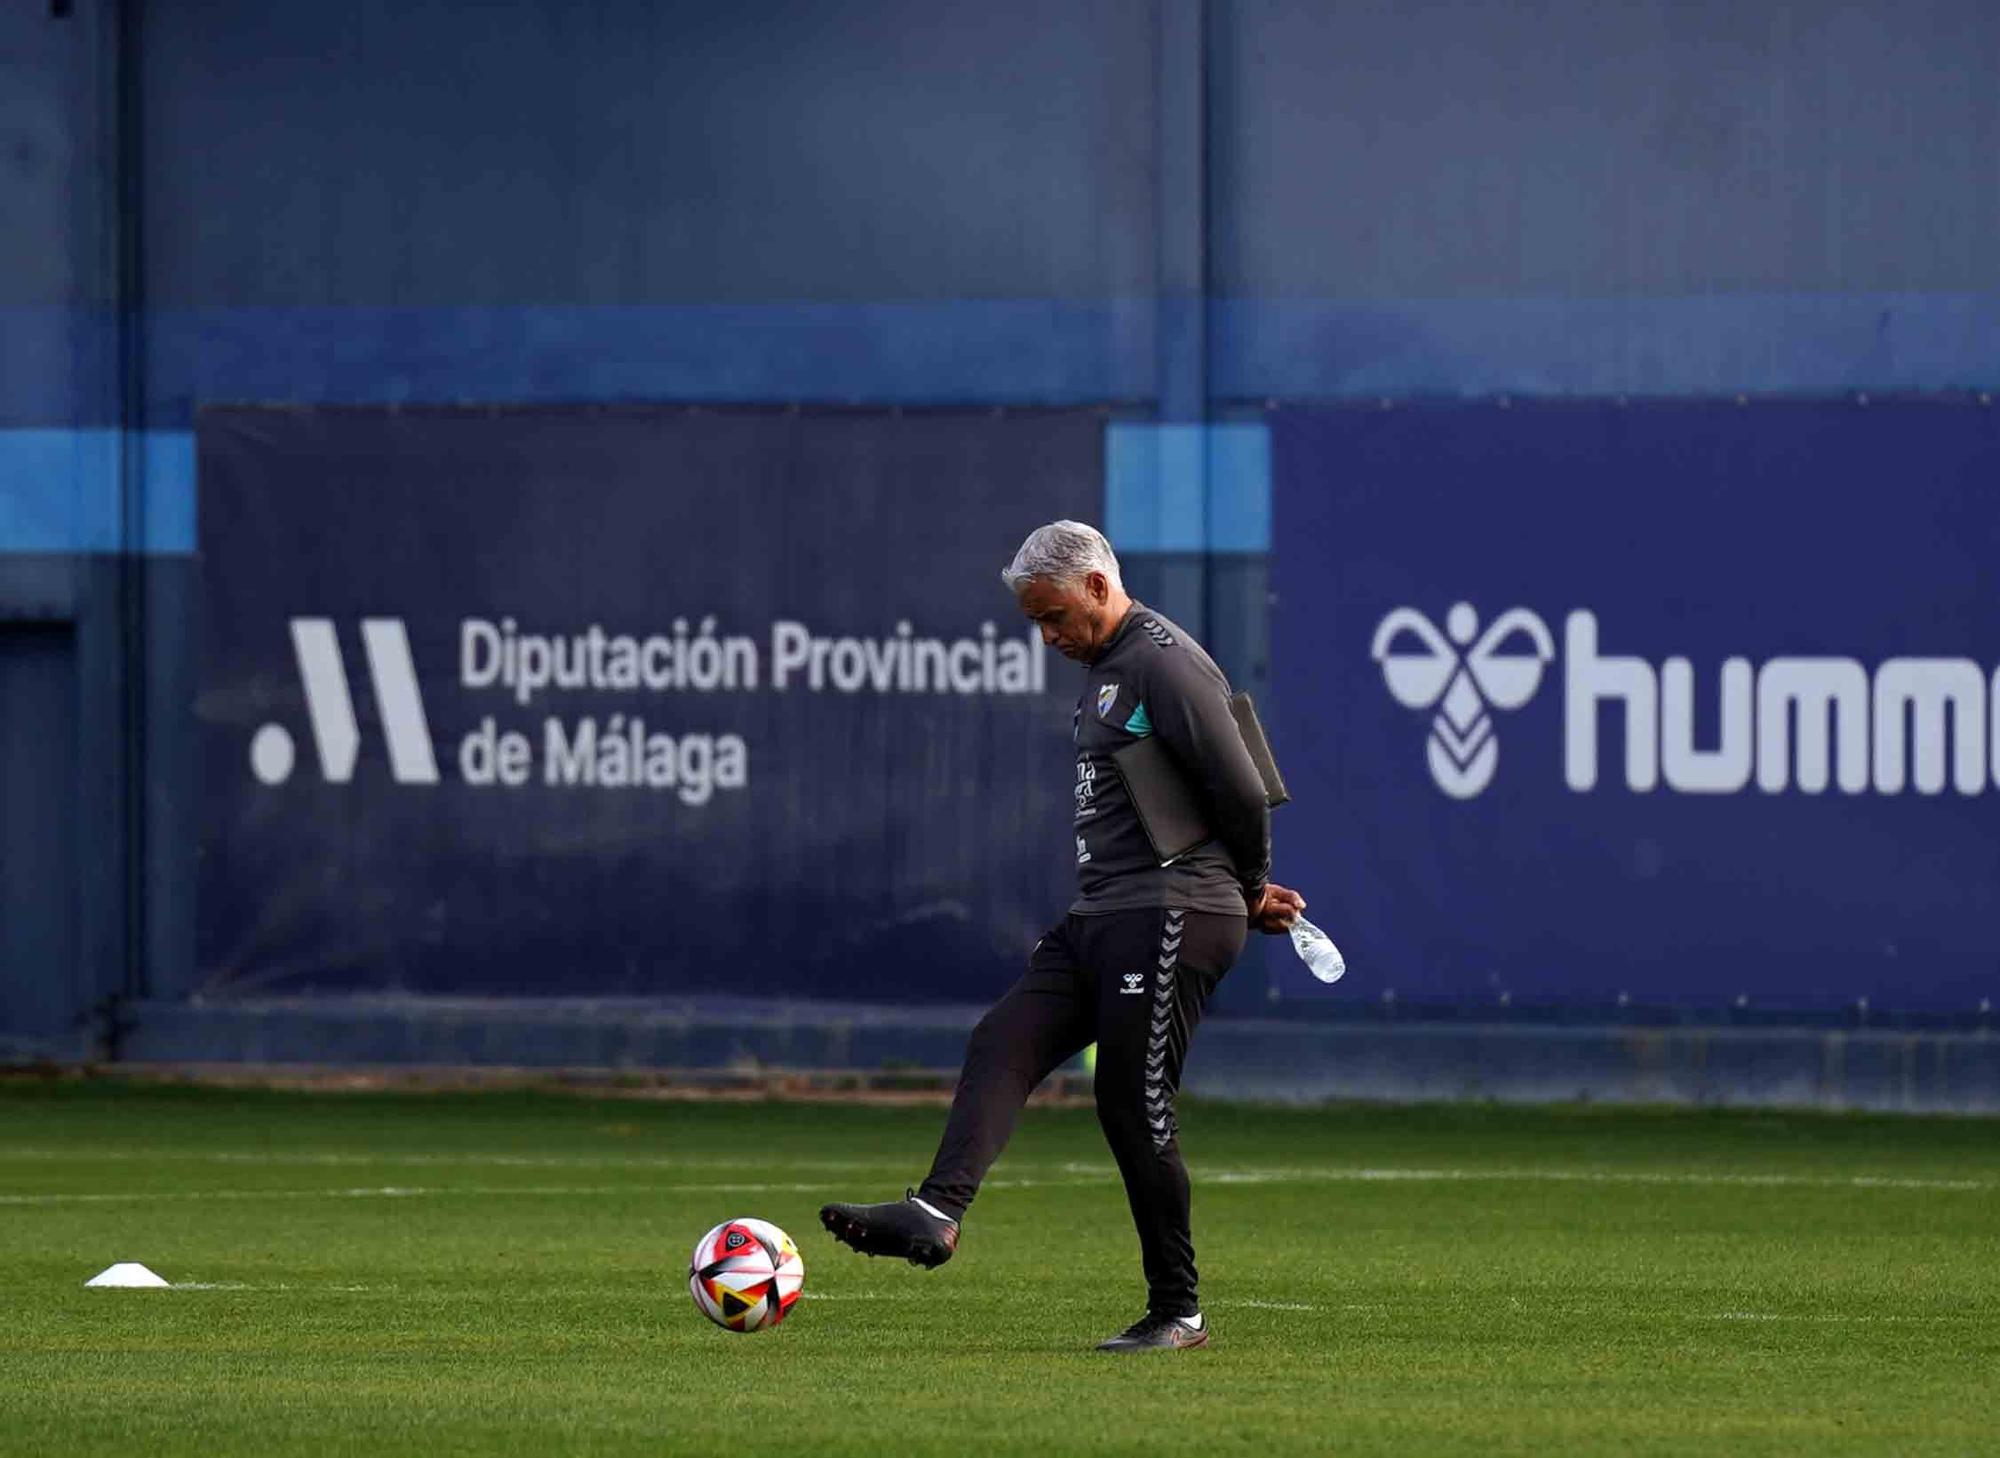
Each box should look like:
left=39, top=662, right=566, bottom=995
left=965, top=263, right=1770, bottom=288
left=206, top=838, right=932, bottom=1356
left=1249, top=882, right=1306, bottom=934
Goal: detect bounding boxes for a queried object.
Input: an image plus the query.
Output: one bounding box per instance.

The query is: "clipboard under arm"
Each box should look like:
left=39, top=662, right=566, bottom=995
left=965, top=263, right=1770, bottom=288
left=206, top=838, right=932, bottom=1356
left=1112, top=692, right=1288, bottom=866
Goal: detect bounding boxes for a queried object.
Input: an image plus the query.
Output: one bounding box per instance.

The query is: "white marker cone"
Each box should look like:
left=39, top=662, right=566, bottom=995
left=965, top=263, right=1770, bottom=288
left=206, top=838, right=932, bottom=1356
left=85, top=1262, right=170, bottom=1288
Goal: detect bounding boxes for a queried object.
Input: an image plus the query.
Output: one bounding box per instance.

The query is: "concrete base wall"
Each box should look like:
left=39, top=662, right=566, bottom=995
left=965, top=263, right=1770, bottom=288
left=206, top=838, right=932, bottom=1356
left=1187, top=1019, right=2000, bottom=1115
left=6, top=998, right=1990, bottom=1116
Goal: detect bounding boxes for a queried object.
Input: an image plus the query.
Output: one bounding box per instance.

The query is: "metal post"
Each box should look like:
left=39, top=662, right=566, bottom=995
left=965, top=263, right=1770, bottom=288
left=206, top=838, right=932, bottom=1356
left=111, top=0, right=147, bottom=1049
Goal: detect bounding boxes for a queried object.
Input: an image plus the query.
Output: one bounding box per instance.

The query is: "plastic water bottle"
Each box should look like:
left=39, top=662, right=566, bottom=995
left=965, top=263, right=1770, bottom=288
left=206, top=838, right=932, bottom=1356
left=1289, top=915, right=1346, bottom=984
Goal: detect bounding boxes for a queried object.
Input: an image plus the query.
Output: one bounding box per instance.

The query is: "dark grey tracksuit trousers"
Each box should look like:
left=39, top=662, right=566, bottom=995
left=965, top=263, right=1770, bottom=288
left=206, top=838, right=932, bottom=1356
left=917, top=906, right=1246, bottom=1318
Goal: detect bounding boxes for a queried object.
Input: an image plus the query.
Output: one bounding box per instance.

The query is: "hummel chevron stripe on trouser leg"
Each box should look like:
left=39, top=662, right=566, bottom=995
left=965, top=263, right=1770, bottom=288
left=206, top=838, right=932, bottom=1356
left=1145, top=909, right=1185, bottom=1151
left=1087, top=907, right=1245, bottom=1323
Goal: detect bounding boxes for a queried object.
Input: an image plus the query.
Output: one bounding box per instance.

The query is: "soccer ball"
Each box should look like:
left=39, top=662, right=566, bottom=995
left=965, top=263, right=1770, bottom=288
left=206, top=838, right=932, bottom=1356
left=688, top=1217, right=804, bottom=1332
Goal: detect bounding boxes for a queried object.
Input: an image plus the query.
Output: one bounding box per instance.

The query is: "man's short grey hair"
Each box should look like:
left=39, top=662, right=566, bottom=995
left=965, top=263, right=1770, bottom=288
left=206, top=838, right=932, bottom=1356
left=1000, top=520, right=1123, bottom=594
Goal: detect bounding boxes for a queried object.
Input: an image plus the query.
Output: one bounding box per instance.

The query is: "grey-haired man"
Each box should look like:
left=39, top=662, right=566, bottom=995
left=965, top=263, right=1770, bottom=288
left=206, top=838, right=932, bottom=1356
left=821, top=521, right=1304, bottom=1352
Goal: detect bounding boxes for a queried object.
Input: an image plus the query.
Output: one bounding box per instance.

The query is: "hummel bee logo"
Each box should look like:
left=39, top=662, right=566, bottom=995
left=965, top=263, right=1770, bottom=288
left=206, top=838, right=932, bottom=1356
left=1120, top=972, right=1146, bottom=995
left=1374, top=603, right=1554, bottom=799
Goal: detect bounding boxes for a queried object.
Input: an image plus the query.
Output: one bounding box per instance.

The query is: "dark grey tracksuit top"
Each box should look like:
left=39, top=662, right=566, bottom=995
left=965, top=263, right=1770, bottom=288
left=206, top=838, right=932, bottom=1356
left=1069, top=603, right=1272, bottom=916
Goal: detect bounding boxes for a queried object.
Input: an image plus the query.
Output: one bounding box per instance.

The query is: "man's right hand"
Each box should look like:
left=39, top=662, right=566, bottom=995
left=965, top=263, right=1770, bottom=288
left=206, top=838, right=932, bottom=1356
left=1249, top=882, right=1305, bottom=934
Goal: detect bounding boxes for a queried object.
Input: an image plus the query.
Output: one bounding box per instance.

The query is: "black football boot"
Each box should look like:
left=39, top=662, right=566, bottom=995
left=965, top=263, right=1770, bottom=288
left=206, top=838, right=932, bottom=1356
left=818, top=1190, right=960, bottom=1269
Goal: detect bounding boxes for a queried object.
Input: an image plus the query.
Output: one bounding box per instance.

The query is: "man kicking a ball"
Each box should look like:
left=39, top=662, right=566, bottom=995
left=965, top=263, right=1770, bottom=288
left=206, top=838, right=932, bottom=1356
left=821, top=520, right=1305, bottom=1352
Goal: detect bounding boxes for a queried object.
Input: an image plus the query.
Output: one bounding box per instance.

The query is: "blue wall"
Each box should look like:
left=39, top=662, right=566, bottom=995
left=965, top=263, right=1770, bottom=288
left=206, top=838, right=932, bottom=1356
left=1212, top=0, right=2000, bottom=397
left=5, top=0, right=2000, bottom=1055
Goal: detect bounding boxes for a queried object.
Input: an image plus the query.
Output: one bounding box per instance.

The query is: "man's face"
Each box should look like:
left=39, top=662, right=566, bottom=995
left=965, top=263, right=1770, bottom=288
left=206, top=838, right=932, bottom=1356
left=1016, top=573, right=1117, bottom=662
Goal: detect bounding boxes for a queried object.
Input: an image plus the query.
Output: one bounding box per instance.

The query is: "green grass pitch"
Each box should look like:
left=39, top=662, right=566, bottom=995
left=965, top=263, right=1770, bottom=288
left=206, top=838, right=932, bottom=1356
left=3, top=1079, right=1997, bottom=1455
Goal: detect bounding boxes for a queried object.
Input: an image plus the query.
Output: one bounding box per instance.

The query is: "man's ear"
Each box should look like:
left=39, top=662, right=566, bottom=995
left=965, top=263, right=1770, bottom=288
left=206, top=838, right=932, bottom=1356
left=1085, top=571, right=1109, bottom=604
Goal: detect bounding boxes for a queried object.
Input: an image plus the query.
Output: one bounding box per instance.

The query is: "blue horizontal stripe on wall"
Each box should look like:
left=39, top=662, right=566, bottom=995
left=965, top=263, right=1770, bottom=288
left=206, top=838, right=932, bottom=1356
left=1212, top=293, right=2000, bottom=400
left=139, top=302, right=1159, bottom=427
left=4, top=293, right=1999, bottom=429
left=0, top=430, right=196, bottom=554
left=0, top=306, right=118, bottom=430
left=0, top=301, right=1159, bottom=428
left=1105, top=422, right=1270, bottom=553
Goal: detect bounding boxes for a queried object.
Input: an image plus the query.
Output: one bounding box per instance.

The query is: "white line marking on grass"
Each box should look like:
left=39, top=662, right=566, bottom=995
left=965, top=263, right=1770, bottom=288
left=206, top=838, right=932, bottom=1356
left=794, top=1293, right=1331, bottom=1312
left=0, top=1186, right=624, bottom=1206
left=5, top=1165, right=1988, bottom=1209
left=1700, top=1311, right=1984, bottom=1324
left=167, top=1283, right=380, bottom=1292
left=2, top=1183, right=804, bottom=1206
left=797, top=1295, right=1336, bottom=1315
left=0, top=1175, right=1095, bottom=1208
left=796, top=1292, right=899, bottom=1301
left=0, top=1148, right=913, bottom=1173
left=1198, top=1167, right=1997, bottom=1193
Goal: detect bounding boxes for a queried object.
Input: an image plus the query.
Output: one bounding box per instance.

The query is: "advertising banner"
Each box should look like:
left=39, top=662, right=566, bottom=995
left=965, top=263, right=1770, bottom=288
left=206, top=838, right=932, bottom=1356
left=198, top=407, right=1099, bottom=1001
left=1271, top=399, right=2000, bottom=1013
